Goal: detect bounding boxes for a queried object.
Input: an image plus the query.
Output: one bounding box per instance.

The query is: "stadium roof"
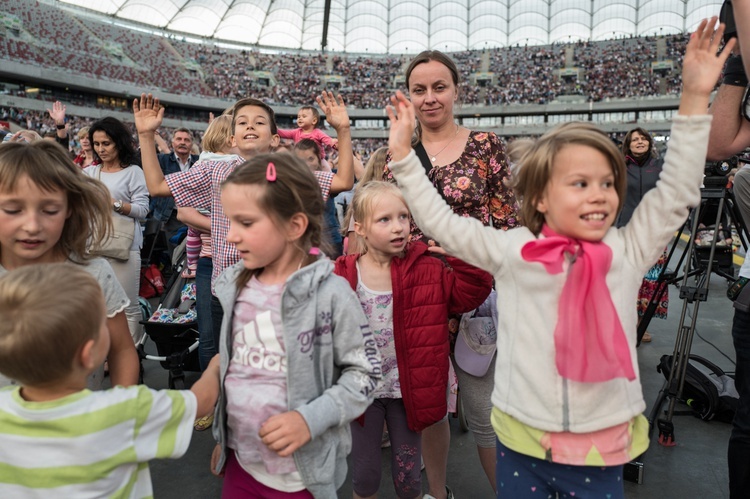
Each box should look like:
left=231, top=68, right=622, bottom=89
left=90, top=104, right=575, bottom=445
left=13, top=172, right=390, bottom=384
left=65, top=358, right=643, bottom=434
left=60, top=0, right=724, bottom=54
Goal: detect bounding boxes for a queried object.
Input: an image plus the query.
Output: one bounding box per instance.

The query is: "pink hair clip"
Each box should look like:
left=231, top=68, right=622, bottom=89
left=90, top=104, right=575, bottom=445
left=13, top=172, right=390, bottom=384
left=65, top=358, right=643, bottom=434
left=266, top=162, right=277, bottom=182
left=309, top=247, right=320, bottom=255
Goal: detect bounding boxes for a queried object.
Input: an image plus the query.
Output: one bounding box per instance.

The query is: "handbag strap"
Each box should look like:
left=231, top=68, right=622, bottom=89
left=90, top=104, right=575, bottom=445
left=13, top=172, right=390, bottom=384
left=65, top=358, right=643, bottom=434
left=412, top=142, right=449, bottom=203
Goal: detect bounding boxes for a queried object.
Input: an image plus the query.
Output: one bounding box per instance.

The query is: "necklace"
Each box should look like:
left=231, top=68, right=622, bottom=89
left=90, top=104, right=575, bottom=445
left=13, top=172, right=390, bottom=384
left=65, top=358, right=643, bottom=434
left=424, top=124, right=460, bottom=163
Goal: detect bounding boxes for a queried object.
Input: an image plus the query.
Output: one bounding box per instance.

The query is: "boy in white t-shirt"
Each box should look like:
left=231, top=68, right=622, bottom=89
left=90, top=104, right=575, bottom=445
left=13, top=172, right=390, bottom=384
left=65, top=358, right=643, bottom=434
left=0, top=263, right=220, bottom=498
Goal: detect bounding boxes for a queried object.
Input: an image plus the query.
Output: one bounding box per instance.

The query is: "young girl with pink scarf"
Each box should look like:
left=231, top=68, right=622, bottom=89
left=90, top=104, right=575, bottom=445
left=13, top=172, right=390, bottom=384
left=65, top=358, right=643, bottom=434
left=383, top=18, right=733, bottom=498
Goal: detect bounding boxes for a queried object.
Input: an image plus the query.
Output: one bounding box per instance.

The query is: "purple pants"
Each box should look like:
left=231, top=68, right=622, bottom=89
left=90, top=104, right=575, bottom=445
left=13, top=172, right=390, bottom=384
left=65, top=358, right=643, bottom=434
left=351, top=398, right=422, bottom=499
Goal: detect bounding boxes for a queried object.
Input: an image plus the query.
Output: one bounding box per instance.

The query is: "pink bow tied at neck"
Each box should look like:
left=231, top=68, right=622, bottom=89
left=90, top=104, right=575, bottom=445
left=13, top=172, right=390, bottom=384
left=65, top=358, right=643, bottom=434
left=521, top=225, right=636, bottom=383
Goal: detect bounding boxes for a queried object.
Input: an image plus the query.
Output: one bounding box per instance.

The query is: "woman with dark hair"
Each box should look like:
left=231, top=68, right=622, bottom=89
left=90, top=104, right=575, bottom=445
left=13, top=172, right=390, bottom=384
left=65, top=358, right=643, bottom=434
left=382, top=50, right=519, bottom=498
left=618, top=127, right=667, bottom=342
left=84, top=117, right=149, bottom=345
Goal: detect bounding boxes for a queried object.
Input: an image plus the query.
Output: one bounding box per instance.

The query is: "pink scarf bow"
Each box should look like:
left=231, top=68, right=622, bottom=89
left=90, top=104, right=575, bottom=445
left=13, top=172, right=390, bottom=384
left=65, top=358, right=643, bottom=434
left=521, top=225, right=635, bottom=383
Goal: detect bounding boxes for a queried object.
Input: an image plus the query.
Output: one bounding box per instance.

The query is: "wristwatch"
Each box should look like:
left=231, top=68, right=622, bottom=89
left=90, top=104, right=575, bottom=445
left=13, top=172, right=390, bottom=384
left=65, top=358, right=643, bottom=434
left=113, top=200, right=124, bottom=213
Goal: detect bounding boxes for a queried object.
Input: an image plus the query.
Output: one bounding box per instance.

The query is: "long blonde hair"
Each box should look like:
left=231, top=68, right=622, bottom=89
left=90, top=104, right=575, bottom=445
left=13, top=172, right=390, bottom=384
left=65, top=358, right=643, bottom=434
left=350, top=182, right=408, bottom=255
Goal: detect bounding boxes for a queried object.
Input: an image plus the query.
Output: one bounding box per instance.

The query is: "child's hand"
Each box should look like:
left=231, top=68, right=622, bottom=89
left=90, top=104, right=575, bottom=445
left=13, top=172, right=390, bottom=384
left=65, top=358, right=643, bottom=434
left=386, top=90, right=416, bottom=162
left=317, top=91, right=350, bottom=132
left=210, top=444, right=225, bottom=477
left=427, top=245, right=448, bottom=256
left=133, top=93, right=164, bottom=135
left=680, top=17, right=736, bottom=114
left=258, top=410, right=311, bottom=457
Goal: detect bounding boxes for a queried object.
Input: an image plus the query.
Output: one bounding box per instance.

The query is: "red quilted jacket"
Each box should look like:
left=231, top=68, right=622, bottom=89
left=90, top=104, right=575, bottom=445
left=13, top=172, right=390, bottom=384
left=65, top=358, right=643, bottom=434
left=334, top=241, right=492, bottom=432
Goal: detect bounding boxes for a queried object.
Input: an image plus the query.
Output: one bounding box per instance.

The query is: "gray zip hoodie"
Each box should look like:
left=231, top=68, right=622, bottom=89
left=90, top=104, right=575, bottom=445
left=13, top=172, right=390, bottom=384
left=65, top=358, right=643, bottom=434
left=212, top=257, right=381, bottom=498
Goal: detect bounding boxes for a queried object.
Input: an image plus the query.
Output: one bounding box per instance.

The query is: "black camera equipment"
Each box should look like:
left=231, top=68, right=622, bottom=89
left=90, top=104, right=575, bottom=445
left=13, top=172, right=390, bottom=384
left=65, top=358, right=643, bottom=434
left=721, top=0, right=737, bottom=44
left=623, top=156, right=749, bottom=484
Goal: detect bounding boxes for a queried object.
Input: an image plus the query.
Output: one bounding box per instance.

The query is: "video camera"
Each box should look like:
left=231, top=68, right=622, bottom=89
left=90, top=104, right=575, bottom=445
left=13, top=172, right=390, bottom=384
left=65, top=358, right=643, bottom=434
left=705, top=156, right=738, bottom=178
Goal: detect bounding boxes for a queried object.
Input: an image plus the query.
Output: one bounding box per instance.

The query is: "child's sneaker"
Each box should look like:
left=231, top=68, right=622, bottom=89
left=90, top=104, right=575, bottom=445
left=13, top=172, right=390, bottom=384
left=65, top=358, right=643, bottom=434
left=423, top=486, right=455, bottom=499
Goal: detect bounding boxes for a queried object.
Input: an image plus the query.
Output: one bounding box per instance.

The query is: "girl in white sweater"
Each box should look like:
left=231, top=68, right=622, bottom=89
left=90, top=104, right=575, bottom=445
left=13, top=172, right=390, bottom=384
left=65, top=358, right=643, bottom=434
left=385, top=18, right=733, bottom=498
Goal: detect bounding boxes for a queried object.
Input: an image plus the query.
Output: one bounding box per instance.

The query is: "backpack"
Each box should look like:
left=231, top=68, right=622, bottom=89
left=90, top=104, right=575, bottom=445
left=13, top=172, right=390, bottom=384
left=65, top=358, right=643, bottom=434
left=139, top=263, right=165, bottom=299
left=657, top=354, right=739, bottom=423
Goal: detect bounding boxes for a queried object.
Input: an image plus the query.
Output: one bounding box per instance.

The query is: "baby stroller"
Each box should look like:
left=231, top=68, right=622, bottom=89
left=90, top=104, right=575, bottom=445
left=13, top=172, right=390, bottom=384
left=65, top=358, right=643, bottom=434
left=138, top=239, right=201, bottom=389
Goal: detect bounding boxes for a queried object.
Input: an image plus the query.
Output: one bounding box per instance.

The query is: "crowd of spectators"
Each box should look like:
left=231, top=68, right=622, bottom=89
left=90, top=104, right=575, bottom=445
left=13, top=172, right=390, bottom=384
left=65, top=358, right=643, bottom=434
left=0, top=1, right=693, bottom=109
left=1, top=105, right=387, bottom=165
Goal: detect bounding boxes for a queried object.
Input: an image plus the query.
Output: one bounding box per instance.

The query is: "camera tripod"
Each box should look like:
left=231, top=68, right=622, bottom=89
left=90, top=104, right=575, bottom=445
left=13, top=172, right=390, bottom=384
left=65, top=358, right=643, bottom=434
left=642, top=178, right=747, bottom=443
left=624, top=178, right=747, bottom=484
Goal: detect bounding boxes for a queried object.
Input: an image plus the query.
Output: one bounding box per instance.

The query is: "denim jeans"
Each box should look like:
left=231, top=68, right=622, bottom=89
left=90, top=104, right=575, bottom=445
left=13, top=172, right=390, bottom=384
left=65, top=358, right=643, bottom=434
left=730, top=306, right=750, bottom=498
left=196, top=257, right=214, bottom=370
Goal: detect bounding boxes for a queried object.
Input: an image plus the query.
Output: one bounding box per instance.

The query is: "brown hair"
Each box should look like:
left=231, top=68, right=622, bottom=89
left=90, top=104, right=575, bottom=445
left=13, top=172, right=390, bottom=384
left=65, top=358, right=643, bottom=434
left=405, top=50, right=460, bottom=144
left=201, top=114, right=234, bottom=154
left=231, top=97, right=278, bottom=135
left=299, top=105, right=320, bottom=126
left=0, top=263, right=104, bottom=385
left=222, top=152, right=327, bottom=288
left=513, top=122, right=626, bottom=235
left=0, top=141, right=113, bottom=259
left=621, top=127, right=656, bottom=159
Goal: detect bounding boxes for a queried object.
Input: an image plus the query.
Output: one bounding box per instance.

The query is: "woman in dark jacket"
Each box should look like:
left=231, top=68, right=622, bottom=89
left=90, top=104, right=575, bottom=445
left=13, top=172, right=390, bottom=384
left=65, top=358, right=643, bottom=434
left=618, top=127, right=666, bottom=342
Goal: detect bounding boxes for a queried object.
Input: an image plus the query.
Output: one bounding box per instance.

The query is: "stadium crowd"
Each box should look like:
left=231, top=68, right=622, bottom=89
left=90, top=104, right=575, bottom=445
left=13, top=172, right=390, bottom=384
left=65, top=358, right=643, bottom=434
left=0, top=0, right=691, bottom=108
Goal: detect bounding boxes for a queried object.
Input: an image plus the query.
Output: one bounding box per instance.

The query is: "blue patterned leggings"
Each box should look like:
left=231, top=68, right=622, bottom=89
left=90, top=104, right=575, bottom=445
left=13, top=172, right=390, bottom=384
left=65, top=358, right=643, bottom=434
left=496, top=440, right=624, bottom=499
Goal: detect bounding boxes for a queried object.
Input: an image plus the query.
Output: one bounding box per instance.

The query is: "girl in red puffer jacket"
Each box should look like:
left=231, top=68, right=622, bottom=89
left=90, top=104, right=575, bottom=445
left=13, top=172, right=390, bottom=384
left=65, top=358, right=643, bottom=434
left=335, top=181, right=492, bottom=499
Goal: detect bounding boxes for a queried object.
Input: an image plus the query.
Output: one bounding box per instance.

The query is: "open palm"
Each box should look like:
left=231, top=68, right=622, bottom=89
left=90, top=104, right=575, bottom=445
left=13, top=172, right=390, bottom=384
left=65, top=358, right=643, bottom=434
left=132, top=93, right=164, bottom=134
left=682, top=18, right=736, bottom=97
left=316, top=91, right=349, bottom=131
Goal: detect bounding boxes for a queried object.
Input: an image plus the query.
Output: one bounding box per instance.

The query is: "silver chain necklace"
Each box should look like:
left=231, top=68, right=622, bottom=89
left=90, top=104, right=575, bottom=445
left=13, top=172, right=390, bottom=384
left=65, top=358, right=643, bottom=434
left=424, top=124, right=460, bottom=163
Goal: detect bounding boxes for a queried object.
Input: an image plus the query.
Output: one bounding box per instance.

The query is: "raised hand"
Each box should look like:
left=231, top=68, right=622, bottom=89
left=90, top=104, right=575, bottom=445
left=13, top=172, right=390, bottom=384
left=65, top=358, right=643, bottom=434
left=386, top=90, right=416, bottom=162
left=680, top=17, right=736, bottom=115
left=316, top=91, right=350, bottom=132
left=133, top=93, right=164, bottom=135
left=46, top=101, right=66, bottom=125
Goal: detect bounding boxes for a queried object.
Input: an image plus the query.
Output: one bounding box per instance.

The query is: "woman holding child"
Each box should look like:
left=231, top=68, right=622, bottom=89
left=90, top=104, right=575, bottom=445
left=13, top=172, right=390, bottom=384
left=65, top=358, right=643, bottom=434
left=383, top=50, right=519, bottom=497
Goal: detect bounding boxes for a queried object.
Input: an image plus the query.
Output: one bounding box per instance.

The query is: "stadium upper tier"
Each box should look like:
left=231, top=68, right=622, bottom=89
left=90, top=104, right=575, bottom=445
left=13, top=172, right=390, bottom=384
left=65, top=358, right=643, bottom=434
left=58, top=0, right=722, bottom=54
left=0, top=0, right=697, bottom=110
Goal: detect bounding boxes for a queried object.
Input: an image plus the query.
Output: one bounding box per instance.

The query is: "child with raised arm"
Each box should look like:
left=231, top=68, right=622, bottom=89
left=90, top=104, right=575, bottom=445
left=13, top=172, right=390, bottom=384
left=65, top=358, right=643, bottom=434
left=210, top=153, right=380, bottom=498
left=334, top=181, right=492, bottom=499
left=278, top=104, right=337, bottom=163
left=385, top=18, right=733, bottom=498
left=0, top=141, right=139, bottom=389
left=133, top=92, right=355, bottom=336
left=0, top=263, right=220, bottom=498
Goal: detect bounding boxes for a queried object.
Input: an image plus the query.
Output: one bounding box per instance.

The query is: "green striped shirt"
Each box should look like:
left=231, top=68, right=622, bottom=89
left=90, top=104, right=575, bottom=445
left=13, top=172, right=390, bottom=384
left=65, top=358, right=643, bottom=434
left=0, top=385, right=196, bottom=498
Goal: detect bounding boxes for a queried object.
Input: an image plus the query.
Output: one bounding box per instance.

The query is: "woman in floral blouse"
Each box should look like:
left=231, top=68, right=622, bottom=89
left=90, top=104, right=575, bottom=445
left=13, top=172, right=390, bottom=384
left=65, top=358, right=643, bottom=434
left=383, top=50, right=519, bottom=497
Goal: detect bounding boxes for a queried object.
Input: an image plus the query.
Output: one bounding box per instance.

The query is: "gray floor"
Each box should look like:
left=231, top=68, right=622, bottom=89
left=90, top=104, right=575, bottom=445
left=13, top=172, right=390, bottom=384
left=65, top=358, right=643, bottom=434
left=144, top=243, right=739, bottom=499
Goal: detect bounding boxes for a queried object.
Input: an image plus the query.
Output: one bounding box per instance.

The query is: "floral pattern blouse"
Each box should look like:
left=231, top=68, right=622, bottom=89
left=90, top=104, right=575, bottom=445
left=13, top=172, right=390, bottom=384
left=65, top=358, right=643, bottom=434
left=383, top=130, right=520, bottom=246
left=383, top=130, right=520, bottom=345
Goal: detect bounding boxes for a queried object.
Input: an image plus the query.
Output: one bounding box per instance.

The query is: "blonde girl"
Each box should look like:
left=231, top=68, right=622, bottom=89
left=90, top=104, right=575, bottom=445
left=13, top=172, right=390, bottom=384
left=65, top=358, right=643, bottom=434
left=384, top=18, right=733, bottom=498
left=344, top=146, right=390, bottom=255
left=0, top=140, right=140, bottom=388
left=210, top=152, right=380, bottom=498
left=335, top=181, right=491, bottom=499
